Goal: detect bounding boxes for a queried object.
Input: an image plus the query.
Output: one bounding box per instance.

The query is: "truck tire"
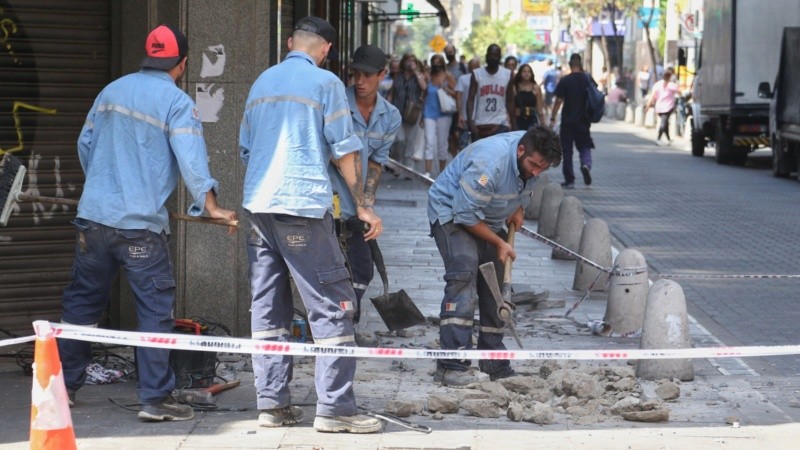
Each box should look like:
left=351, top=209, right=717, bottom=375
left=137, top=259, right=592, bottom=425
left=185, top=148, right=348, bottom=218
left=691, top=121, right=705, bottom=157
left=715, top=122, right=747, bottom=166
left=772, top=135, right=791, bottom=178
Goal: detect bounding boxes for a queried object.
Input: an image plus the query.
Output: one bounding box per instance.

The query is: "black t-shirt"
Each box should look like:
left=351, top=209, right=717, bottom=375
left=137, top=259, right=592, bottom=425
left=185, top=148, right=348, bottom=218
left=554, top=71, right=595, bottom=127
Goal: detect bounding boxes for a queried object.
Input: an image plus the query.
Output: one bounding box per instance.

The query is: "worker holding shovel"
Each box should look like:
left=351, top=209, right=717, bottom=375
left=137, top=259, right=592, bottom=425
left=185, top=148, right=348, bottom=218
left=427, top=126, right=561, bottom=386
left=327, top=44, right=401, bottom=345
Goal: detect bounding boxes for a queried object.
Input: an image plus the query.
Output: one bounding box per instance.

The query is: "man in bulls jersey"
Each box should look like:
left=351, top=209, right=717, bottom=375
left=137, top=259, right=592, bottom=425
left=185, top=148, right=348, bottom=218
left=466, top=44, right=515, bottom=140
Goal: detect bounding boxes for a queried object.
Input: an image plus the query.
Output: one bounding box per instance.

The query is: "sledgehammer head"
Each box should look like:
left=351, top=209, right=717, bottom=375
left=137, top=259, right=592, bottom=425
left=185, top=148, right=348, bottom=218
left=174, top=389, right=216, bottom=406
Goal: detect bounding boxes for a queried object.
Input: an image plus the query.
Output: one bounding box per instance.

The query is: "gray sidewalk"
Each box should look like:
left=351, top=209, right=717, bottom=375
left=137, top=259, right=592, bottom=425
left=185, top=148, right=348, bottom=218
left=1, top=163, right=799, bottom=449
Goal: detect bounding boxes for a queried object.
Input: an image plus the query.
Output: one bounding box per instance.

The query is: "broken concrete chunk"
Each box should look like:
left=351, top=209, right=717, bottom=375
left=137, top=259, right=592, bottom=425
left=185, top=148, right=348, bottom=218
left=507, top=402, right=524, bottom=422
left=655, top=382, right=681, bottom=401
left=472, top=381, right=510, bottom=407
left=498, top=375, right=549, bottom=394
left=522, top=402, right=555, bottom=424
left=427, top=393, right=460, bottom=414
left=384, top=400, right=420, bottom=417
left=610, top=396, right=642, bottom=415
left=562, top=372, right=602, bottom=399
left=460, top=399, right=502, bottom=418
left=621, top=409, right=669, bottom=422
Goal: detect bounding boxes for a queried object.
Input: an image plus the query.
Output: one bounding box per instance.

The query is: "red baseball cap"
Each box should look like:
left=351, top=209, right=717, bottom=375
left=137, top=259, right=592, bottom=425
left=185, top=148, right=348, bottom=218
left=141, top=24, right=188, bottom=70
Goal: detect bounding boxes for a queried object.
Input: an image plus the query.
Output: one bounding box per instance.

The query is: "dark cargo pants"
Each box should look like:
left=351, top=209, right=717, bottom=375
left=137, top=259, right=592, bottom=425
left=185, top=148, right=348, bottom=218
left=430, top=220, right=512, bottom=374
left=58, top=218, right=176, bottom=404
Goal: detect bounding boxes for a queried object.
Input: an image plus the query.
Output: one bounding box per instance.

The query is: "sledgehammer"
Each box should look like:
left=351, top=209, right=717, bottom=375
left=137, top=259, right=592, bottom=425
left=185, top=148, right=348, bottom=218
left=0, top=153, right=238, bottom=227
left=175, top=379, right=241, bottom=406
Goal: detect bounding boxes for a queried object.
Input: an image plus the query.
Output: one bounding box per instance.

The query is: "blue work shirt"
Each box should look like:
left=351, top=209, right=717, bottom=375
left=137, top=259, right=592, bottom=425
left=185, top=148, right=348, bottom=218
left=327, top=86, right=401, bottom=219
left=77, top=69, right=218, bottom=234
left=240, top=51, right=362, bottom=218
left=427, top=131, right=535, bottom=232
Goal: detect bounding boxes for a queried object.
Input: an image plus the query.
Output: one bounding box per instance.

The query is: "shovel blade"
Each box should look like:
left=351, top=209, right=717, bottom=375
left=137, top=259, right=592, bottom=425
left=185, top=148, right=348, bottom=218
left=369, top=289, right=426, bottom=332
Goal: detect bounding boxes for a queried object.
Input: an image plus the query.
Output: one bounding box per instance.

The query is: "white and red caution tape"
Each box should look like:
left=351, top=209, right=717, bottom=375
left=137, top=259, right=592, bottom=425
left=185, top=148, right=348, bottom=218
left=0, top=335, right=35, bottom=347
left=3, top=322, right=800, bottom=362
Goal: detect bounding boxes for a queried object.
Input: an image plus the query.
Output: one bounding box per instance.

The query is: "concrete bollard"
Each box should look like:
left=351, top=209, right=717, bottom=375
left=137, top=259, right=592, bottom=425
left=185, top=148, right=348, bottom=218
left=537, top=183, right=563, bottom=239
left=625, top=104, right=635, bottom=123
left=644, top=107, right=656, bottom=128
left=572, top=218, right=612, bottom=291
left=635, top=105, right=645, bottom=126
left=604, top=249, right=648, bottom=335
left=551, top=196, right=583, bottom=260
left=614, top=103, right=627, bottom=120
left=636, top=279, right=695, bottom=381
left=524, top=174, right=550, bottom=220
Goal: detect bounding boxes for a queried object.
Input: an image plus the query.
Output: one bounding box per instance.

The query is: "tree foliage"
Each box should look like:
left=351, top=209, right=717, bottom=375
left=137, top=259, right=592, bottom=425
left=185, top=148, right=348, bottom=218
left=463, top=13, right=537, bottom=59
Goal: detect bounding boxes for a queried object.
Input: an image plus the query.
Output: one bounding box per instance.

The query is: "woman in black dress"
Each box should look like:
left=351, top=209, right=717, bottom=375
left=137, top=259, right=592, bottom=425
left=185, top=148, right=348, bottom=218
left=511, top=64, right=545, bottom=131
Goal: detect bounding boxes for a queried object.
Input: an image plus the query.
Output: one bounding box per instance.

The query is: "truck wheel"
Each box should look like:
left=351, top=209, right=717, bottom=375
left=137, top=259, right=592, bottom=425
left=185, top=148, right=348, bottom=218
left=691, top=122, right=705, bottom=157
left=714, top=122, right=734, bottom=164
left=715, top=122, right=747, bottom=166
left=772, top=136, right=791, bottom=178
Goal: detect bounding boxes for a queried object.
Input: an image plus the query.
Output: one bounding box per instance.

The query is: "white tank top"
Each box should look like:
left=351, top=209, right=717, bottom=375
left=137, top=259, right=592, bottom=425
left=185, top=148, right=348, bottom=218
left=472, top=67, right=511, bottom=126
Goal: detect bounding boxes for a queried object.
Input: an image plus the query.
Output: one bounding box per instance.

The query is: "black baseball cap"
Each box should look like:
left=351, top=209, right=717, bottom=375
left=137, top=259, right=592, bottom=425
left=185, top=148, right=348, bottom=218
left=350, top=45, right=386, bottom=74
left=140, top=24, right=188, bottom=70
left=294, top=16, right=339, bottom=61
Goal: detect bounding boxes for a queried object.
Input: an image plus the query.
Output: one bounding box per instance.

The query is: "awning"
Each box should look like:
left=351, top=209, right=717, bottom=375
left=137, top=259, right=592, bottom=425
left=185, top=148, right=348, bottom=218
left=426, top=0, right=450, bottom=28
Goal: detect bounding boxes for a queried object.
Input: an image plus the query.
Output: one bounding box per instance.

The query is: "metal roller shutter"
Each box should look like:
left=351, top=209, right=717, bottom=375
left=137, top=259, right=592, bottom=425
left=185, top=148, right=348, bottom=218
left=0, top=0, right=110, bottom=337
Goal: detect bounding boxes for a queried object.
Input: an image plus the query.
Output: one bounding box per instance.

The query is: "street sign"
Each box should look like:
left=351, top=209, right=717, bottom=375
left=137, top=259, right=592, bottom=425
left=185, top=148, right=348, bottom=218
left=637, top=7, right=660, bottom=28
left=429, top=34, right=446, bottom=52
left=527, top=15, right=553, bottom=30
left=522, top=0, right=551, bottom=14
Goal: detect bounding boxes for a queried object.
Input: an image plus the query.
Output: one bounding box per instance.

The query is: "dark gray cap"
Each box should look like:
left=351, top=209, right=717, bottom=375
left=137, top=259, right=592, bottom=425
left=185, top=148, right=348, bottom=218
left=294, top=16, right=339, bottom=60
left=350, top=45, right=386, bottom=74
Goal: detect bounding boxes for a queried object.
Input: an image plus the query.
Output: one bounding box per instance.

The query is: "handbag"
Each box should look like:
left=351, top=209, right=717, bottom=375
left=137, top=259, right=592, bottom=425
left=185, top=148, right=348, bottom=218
left=402, top=98, right=422, bottom=125
left=437, top=87, right=457, bottom=114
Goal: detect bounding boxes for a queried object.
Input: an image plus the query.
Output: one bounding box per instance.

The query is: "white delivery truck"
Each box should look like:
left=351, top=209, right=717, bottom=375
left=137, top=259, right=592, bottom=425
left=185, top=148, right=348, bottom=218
left=690, top=0, right=800, bottom=165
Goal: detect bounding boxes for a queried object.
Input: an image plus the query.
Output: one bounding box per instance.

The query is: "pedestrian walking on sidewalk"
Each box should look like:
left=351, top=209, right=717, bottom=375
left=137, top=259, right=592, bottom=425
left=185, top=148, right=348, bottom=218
left=58, top=24, right=237, bottom=422
left=644, top=67, right=680, bottom=146
left=511, top=64, right=545, bottom=131
left=239, top=16, right=383, bottom=434
left=387, top=52, right=426, bottom=172
left=467, top=44, right=514, bottom=141
left=549, top=53, right=598, bottom=189
left=327, top=44, right=401, bottom=344
left=421, top=53, right=457, bottom=177
left=427, top=126, right=562, bottom=386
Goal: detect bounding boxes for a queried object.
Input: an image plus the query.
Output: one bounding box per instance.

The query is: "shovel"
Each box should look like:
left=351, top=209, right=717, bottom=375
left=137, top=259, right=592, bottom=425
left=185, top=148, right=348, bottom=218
left=367, top=239, right=426, bottom=332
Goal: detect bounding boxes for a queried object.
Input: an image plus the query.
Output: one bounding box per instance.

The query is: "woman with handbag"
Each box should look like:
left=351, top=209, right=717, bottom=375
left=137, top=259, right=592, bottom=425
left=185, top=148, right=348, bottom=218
left=511, top=64, right=545, bottom=131
left=421, top=54, right=457, bottom=177
left=387, top=53, right=426, bottom=172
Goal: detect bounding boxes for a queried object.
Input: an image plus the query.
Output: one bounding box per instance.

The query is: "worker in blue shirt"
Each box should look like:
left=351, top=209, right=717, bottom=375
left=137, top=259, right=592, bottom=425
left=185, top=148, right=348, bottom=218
left=240, top=17, right=383, bottom=434
left=58, top=25, right=236, bottom=422
left=427, top=126, right=562, bottom=386
left=327, top=44, right=401, bottom=344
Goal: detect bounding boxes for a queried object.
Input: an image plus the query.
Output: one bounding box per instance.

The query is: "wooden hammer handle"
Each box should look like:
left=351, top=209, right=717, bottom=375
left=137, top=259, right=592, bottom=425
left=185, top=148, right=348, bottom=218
left=503, top=223, right=517, bottom=286
left=16, top=193, right=237, bottom=227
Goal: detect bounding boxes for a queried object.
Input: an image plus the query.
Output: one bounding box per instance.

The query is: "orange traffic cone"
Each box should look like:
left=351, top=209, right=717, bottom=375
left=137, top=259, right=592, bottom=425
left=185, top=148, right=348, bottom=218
left=29, top=320, right=77, bottom=450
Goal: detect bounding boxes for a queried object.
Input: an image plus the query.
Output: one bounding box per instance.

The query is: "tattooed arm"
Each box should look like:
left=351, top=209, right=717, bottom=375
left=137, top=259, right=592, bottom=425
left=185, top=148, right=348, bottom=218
left=363, top=160, right=382, bottom=208
left=335, top=151, right=382, bottom=239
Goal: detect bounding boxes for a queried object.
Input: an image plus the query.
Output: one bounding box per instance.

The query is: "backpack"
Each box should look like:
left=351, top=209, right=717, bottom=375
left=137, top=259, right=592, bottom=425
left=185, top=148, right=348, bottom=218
left=584, top=74, right=606, bottom=123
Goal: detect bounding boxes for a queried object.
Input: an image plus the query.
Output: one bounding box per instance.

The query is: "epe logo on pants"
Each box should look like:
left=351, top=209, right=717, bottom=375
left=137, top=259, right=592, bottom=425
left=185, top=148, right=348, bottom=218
left=128, top=245, right=149, bottom=259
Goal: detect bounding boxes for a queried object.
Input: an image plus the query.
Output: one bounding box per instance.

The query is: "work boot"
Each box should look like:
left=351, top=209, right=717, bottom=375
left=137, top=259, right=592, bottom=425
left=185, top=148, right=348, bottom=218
left=479, top=360, right=517, bottom=381
left=313, top=414, right=383, bottom=433
left=258, top=405, right=304, bottom=427
left=433, top=367, right=489, bottom=387
left=138, top=395, right=194, bottom=422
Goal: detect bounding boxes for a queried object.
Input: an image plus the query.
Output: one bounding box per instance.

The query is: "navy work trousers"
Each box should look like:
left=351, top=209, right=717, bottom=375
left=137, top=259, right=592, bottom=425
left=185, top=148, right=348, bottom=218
left=248, top=212, right=358, bottom=417
left=344, top=228, right=374, bottom=323
left=559, top=123, right=593, bottom=184
left=58, top=218, right=176, bottom=404
left=430, top=221, right=511, bottom=373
